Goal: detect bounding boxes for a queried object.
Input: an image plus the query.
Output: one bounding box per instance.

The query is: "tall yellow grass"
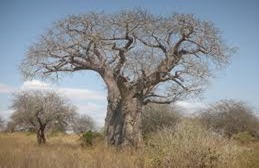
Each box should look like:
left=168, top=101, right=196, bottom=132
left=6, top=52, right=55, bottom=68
left=0, top=133, right=144, bottom=168
left=0, top=120, right=258, bottom=168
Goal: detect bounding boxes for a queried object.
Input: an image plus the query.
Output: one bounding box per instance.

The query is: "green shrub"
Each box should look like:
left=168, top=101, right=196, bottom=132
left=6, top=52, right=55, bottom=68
left=80, top=131, right=102, bottom=147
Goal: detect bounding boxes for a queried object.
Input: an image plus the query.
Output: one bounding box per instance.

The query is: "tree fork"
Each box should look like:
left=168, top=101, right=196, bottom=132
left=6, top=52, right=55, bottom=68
left=37, top=129, right=46, bottom=145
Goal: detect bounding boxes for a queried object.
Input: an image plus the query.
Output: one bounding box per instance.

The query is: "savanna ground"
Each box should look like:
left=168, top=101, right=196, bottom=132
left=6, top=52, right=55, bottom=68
left=0, top=120, right=259, bottom=168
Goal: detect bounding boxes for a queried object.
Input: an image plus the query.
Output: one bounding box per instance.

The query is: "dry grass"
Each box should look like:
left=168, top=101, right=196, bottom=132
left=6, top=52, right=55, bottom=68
left=0, top=133, right=144, bottom=168
left=0, top=120, right=258, bottom=168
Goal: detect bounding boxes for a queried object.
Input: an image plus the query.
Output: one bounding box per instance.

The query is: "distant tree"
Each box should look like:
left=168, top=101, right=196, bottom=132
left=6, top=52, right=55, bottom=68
left=200, top=100, right=259, bottom=138
left=10, top=90, right=76, bottom=145
left=20, top=9, right=233, bottom=146
left=47, top=118, right=70, bottom=135
left=0, top=116, right=4, bottom=131
left=142, top=104, right=181, bottom=136
left=71, top=114, right=96, bottom=135
left=5, top=121, right=16, bottom=133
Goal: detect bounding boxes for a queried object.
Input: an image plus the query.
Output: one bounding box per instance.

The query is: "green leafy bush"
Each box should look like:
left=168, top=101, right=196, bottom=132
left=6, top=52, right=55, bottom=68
left=80, top=131, right=102, bottom=147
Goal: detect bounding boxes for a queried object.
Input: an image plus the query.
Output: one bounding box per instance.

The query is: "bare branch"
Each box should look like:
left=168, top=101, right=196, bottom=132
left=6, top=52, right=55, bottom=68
left=135, top=35, right=167, bottom=54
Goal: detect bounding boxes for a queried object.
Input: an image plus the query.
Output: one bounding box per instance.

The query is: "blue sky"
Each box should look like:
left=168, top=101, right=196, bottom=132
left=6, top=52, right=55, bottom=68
left=0, top=0, right=259, bottom=125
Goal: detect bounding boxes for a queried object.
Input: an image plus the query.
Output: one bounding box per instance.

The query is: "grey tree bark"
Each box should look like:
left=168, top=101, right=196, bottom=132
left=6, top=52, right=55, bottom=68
left=105, top=97, right=142, bottom=146
left=102, top=71, right=143, bottom=146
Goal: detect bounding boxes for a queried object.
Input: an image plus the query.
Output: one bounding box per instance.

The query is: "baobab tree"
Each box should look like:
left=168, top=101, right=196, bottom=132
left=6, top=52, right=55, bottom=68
left=10, top=90, right=76, bottom=145
left=21, top=9, right=233, bottom=146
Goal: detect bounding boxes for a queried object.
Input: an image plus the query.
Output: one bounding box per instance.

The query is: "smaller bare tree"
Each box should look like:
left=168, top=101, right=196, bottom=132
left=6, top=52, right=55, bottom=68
left=200, top=100, right=259, bottom=138
left=142, top=104, right=181, bottom=136
left=71, top=114, right=96, bottom=135
left=10, top=90, right=77, bottom=145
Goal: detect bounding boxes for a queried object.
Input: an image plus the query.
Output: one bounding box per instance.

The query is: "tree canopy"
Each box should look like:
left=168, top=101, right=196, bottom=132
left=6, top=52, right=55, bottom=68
left=21, top=9, right=232, bottom=104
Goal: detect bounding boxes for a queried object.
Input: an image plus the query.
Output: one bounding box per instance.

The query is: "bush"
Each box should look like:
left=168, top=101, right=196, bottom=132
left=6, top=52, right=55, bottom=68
left=80, top=131, right=102, bottom=147
left=199, top=100, right=259, bottom=138
left=145, top=119, right=258, bottom=168
left=142, top=104, right=181, bottom=136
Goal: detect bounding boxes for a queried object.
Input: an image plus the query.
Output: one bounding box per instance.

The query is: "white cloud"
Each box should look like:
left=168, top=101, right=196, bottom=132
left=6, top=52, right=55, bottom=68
left=77, top=102, right=106, bottom=113
left=20, top=80, right=106, bottom=101
left=175, top=101, right=208, bottom=115
left=0, top=83, right=15, bottom=93
left=21, top=80, right=51, bottom=90
left=60, top=88, right=105, bottom=101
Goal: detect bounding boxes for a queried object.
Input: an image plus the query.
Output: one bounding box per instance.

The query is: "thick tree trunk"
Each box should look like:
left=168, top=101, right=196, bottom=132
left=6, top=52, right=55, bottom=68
left=105, top=95, right=143, bottom=147
left=37, top=129, right=46, bottom=145
left=102, top=70, right=143, bottom=147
